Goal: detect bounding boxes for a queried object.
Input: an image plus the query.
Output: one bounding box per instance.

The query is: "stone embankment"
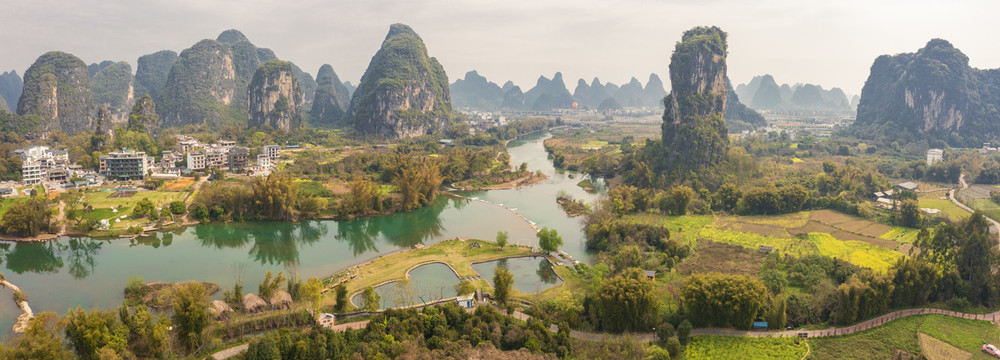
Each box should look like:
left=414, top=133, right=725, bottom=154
left=0, top=278, right=34, bottom=333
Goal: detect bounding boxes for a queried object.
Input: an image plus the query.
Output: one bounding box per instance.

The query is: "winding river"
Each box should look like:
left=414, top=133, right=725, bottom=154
left=0, top=131, right=605, bottom=336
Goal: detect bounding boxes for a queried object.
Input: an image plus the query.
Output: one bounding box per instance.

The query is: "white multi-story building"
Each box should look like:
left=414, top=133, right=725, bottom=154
left=927, top=148, right=943, bottom=166
left=257, top=154, right=272, bottom=169
left=262, top=145, right=280, bottom=160
left=187, top=151, right=206, bottom=171
left=205, top=148, right=228, bottom=169
left=15, top=145, right=70, bottom=185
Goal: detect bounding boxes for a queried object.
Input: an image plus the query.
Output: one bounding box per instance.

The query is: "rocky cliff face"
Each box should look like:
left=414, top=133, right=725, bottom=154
left=127, top=94, right=159, bottom=133
left=310, top=64, right=351, bottom=127
left=852, top=39, right=1000, bottom=145
left=350, top=24, right=452, bottom=138
left=248, top=60, right=303, bottom=131
left=17, top=51, right=93, bottom=134
left=91, top=61, right=134, bottom=124
left=450, top=70, right=504, bottom=110
left=133, top=50, right=177, bottom=104
left=0, top=71, right=24, bottom=111
left=661, top=26, right=730, bottom=173
left=160, top=30, right=293, bottom=128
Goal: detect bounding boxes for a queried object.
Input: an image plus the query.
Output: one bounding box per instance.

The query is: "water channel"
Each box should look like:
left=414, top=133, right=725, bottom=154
left=0, top=130, right=605, bottom=335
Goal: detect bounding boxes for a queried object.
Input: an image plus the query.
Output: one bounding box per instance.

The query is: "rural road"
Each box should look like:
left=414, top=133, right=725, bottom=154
left=948, top=173, right=1000, bottom=241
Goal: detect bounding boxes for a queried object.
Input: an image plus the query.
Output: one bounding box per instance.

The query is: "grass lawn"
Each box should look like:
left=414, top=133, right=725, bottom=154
left=84, top=190, right=189, bottom=211
left=809, top=314, right=1000, bottom=359
left=323, top=239, right=533, bottom=308
left=0, top=197, right=28, bottom=216
left=919, top=197, right=969, bottom=222
left=686, top=336, right=808, bottom=360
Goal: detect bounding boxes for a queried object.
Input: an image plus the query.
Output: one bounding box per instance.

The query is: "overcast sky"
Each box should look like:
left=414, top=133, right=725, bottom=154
left=1, top=0, right=997, bottom=96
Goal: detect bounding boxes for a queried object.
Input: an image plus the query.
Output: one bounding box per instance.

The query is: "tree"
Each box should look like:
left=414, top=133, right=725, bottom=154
left=62, top=307, right=130, bottom=359
left=6, top=312, right=72, bottom=359
left=592, top=268, right=659, bottom=332
left=168, top=201, right=186, bottom=215
left=258, top=270, right=286, bottom=300
left=362, top=286, right=381, bottom=311
left=767, top=295, right=787, bottom=330
left=676, top=320, right=693, bottom=345
left=131, top=198, right=155, bottom=219
left=189, top=203, right=208, bottom=222
left=657, top=322, right=676, bottom=343
left=667, top=186, right=694, bottom=215
left=1, top=197, right=52, bottom=237
left=454, top=280, right=476, bottom=296
left=334, top=284, right=348, bottom=312
left=493, top=266, right=514, bottom=306
left=496, top=231, right=508, bottom=249
left=899, top=199, right=921, bottom=228
left=681, top=273, right=768, bottom=329
left=251, top=173, right=298, bottom=221
left=172, top=282, right=210, bottom=352
left=298, top=277, right=323, bottom=315
left=957, top=212, right=998, bottom=305
left=537, top=227, right=563, bottom=253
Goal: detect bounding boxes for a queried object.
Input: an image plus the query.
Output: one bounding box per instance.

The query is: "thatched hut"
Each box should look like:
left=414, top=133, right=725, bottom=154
left=242, top=293, right=266, bottom=313
left=269, top=290, right=292, bottom=310
left=209, top=300, right=233, bottom=320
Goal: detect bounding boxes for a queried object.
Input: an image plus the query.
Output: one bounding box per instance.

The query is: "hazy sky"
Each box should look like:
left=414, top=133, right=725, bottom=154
left=2, top=0, right=998, bottom=96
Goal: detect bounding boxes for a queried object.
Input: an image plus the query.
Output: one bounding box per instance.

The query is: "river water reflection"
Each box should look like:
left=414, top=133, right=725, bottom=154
left=0, top=130, right=605, bottom=336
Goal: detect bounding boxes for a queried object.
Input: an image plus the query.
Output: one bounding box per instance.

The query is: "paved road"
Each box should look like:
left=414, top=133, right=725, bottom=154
left=949, top=173, right=1000, bottom=241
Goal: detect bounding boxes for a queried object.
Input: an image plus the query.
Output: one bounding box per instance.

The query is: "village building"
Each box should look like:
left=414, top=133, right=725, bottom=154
left=926, top=148, right=943, bottom=166
left=15, top=145, right=70, bottom=185
left=99, top=149, right=151, bottom=181
left=262, top=144, right=280, bottom=159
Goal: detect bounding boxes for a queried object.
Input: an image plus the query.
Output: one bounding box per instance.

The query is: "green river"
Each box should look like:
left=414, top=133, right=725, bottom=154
left=0, top=131, right=606, bottom=335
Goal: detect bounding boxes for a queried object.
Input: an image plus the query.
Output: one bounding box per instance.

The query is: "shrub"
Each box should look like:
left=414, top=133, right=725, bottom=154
left=169, top=201, right=187, bottom=215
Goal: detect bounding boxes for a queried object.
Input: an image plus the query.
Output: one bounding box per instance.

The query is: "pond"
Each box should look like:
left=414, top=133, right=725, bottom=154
left=0, top=130, right=606, bottom=337
left=350, top=262, right=460, bottom=310
left=472, top=256, right=563, bottom=294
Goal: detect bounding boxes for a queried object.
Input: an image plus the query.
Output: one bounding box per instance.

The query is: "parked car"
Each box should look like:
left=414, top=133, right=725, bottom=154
left=984, top=344, right=1000, bottom=358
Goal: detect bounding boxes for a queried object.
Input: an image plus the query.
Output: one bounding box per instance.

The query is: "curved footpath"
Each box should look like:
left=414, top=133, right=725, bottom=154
left=212, top=304, right=1000, bottom=358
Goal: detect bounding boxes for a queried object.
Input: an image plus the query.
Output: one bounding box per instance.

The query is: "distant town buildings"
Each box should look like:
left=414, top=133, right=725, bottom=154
left=15, top=145, right=70, bottom=185
left=100, top=149, right=151, bottom=181
left=262, top=145, right=280, bottom=160
left=926, top=148, right=943, bottom=166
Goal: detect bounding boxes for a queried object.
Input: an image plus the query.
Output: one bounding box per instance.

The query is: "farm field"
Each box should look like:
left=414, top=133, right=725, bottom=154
left=808, top=314, right=1000, bottom=359
left=162, top=177, right=196, bottom=190
left=623, top=209, right=911, bottom=272
left=686, top=335, right=808, bottom=360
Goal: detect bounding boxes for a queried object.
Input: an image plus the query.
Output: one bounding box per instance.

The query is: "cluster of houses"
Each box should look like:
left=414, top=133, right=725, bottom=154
left=10, top=135, right=284, bottom=188
left=872, top=182, right=919, bottom=209
left=462, top=111, right=507, bottom=135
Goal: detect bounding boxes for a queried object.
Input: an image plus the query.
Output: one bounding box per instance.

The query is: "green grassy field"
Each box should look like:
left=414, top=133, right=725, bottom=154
left=81, top=190, right=190, bottom=230
left=621, top=212, right=904, bottom=272
left=0, top=197, right=28, bottom=216
left=919, top=197, right=969, bottom=222
left=809, top=314, right=1000, bottom=359
left=686, top=336, right=808, bottom=360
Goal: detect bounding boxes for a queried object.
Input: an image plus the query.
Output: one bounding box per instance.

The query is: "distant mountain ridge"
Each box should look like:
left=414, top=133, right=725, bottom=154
left=736, top=74, right=853, bottom=112
left=450, top=71, right=668, bottom=111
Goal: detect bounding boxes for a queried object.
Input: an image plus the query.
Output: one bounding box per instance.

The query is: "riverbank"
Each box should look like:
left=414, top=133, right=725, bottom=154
left=452, top=172, right=550, bottom=191
left=322, top=238, right=535, bottom=309
left=0, top=278, right=33, bottom=333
